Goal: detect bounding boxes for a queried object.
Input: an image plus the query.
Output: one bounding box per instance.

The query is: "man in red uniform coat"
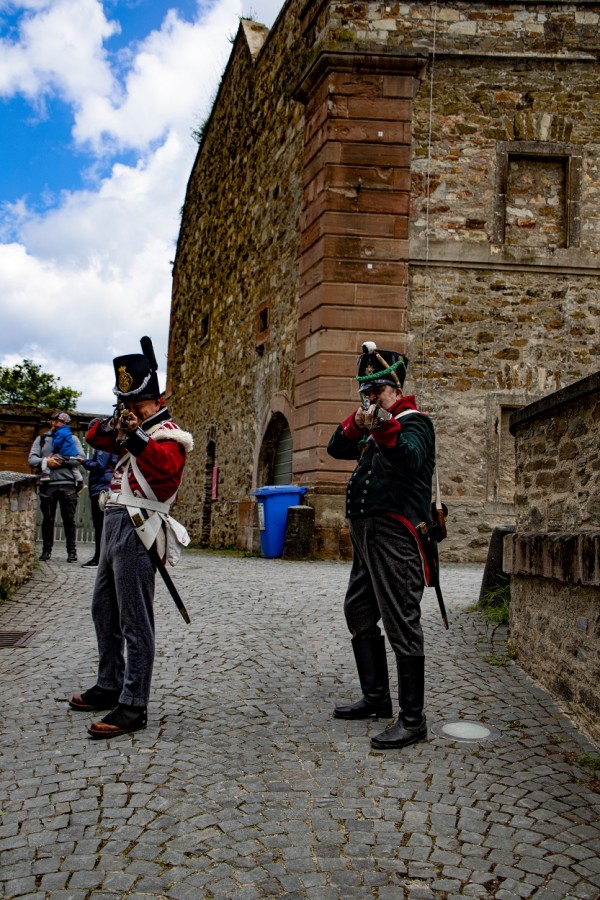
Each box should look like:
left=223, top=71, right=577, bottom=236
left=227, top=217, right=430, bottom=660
left=69, top=338, right=193, bottom=738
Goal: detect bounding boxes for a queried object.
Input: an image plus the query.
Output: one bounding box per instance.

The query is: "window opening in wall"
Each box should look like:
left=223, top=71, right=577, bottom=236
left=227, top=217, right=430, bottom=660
left=505, top=156, right=566, bottom=249
left=487, top=395, right=525, bottom=506
left=257, top=307, right=269, bottom=334
left=256, top=305, right=270, bottom=357
left=494, top=141, right=582, bottom=249
left=201, top=440, right=216, bottom=545
left=199, top=313, right=210, bottom=345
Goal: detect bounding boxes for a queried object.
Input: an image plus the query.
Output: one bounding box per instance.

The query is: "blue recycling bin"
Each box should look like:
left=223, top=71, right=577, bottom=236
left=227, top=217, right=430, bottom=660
left=252, top=485, right=307, bottom=558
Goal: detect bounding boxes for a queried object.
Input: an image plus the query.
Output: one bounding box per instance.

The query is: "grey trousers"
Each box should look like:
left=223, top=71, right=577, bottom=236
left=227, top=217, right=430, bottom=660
left=344, top=516, right=425, bottom=659
left=91, top=507, right=156, bottom=706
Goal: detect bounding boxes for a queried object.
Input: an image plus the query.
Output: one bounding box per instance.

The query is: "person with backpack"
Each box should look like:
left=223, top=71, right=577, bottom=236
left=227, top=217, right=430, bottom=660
left=37, top=412, right=83, bottom=483
left=28, top=411, right=85, bottom=563
left=327, top=341, right=436, bottom=750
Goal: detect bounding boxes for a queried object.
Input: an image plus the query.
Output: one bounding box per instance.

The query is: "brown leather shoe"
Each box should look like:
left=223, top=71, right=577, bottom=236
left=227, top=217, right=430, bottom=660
left=69, top=685, right=121, bottom=711
left=88, top=704, right=147, bottom=739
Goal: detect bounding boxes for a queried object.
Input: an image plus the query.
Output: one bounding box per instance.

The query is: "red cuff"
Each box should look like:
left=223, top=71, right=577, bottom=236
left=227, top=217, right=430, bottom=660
left=341, top=412, right=363, bottom=439
left=371, top=418, right=401, bottom=447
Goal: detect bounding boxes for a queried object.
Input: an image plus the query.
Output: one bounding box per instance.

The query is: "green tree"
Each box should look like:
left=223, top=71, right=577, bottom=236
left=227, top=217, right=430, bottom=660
left=0, top=359, right=80, bottom=410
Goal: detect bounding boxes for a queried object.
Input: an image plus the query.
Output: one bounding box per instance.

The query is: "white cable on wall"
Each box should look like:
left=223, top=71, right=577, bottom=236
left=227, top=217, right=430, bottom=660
left=419, top=3, right=439, bottom=399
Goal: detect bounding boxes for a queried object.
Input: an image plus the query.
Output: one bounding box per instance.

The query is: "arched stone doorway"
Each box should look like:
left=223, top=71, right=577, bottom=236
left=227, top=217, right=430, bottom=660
left=257, top=413, right=292, bottom=486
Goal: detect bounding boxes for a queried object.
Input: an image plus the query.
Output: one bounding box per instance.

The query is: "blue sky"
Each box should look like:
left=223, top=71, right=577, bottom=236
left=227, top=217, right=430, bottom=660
left=0, top=0, right=281, bottom=412
left=0, top=0, right=200, bottom=213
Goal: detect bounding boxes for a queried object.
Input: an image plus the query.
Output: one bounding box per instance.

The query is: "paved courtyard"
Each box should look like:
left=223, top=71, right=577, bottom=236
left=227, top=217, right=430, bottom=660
left=0, top=546, right=599, bottom=899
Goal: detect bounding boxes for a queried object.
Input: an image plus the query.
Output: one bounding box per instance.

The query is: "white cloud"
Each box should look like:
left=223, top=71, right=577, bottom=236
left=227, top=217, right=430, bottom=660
left=0, top=0, right=118, bottom=104
left=0, top=0, right=283, bottom=412
left=74, top=3, right=240, bottom=151
left=18, top=130, right=188, bottom=266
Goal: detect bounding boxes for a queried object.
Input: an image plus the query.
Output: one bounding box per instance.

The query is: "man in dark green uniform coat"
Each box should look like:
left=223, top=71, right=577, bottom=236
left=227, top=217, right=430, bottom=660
left=327, top=341, right=436, bottom=749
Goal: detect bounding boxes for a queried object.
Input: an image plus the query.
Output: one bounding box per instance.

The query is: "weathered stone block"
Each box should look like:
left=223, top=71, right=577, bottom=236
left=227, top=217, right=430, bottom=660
left=506, top=530, right=600, bottom=586
left=479, top=525, right=514, bottom=603
left=283, top=505, right=315, bottom=559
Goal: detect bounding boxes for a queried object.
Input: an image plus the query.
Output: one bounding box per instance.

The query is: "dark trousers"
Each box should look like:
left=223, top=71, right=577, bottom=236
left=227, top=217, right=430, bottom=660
left=92, top=507, right=156, bottom=706
left=40, top=486, right=78, bottom=556
left=90, top=493, right=105, bottom=561
left=344, top=516, right=425, bottom=659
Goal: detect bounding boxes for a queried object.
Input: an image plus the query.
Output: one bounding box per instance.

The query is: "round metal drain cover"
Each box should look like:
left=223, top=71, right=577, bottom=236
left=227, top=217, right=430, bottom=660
left=430, top=720, right=501, bottom=743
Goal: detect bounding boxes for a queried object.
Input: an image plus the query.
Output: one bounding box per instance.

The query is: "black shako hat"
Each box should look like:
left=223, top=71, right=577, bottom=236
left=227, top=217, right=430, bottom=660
left=113, top=336, right=161, bottom=401
left=356, top=341, right=408, bottom=392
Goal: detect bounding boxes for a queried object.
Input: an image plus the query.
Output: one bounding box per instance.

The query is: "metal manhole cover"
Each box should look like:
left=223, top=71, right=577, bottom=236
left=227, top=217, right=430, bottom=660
left=430, top=720, right=501, bottom=743
left=0, top=631, right=37, bottom=648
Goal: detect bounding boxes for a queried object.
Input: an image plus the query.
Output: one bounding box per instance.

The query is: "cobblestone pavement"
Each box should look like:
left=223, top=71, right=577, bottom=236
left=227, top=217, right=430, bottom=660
left=1, top=545, right=599, bottom=900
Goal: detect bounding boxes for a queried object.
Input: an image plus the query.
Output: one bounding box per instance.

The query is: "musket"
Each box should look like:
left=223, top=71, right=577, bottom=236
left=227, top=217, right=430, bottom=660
left=110, top=394, right=133, bottom=445
left=361, top=393, right=392, bottom=427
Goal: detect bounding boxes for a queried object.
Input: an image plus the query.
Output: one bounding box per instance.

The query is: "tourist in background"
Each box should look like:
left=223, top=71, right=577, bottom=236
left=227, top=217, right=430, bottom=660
left=28, top=411, right=84, bottom=563
left=38, top=412, right=83, bottom=482
left=80, top=447, right=119, bottom=569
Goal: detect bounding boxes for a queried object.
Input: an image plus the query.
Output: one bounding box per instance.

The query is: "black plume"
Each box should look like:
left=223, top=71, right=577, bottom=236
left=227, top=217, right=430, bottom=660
left=140, top=336, right=158, bottom=371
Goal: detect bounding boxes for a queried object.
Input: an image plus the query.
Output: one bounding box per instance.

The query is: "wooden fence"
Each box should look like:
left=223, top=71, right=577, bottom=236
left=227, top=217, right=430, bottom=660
left=35, top=483, right=95, bottom=544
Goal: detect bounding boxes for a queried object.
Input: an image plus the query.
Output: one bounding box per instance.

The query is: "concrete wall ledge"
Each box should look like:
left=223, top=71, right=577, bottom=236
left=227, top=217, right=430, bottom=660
left=504, top=530, right=600, bottom=586
left=0, top=471, right=37, bottom=494
left=509, top=370, right=600, bottom=435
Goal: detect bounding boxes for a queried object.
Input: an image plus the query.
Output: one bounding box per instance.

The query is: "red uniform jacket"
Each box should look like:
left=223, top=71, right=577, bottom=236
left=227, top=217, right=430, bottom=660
left=86, top=408, right=192, bottom=503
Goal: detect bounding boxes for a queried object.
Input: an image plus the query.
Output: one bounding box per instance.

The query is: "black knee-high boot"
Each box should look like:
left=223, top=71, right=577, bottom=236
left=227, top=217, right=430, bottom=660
left=334, top=634, right=393, bottom=719
left=370, top=656, right=427, bottom=748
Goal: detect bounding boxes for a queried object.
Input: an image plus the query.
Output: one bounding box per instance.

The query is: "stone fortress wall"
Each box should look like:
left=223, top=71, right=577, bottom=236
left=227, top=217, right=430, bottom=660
left=402, top=3, right=600, bottom=559
left=0, top=473, right=37, bottom=594
left=168, top=11, right=307, bottom=549
left=505, top=371, right=600, bottom=747
left=169, top=1, right=600, bottom=560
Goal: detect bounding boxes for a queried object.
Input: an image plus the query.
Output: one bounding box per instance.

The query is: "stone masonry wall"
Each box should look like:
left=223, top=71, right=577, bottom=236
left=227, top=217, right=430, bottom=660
left=407, top=47, right=599, bottom=560
left=293, top=49, right=427, bottom=557
left=320, top=1, right=600, bottom=58
left=504, top=372, right=600, bottom=746
left=169, top=0, right=600, bottom=558
left=0, top=473, right=37, bottom=594
left=305, top=2, right=600, bottom=561
left=510, top=374, right=600, bottom=533
left=169, top=12, right=308, bottom=547
left=409, top=263, right=599, bottom=559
